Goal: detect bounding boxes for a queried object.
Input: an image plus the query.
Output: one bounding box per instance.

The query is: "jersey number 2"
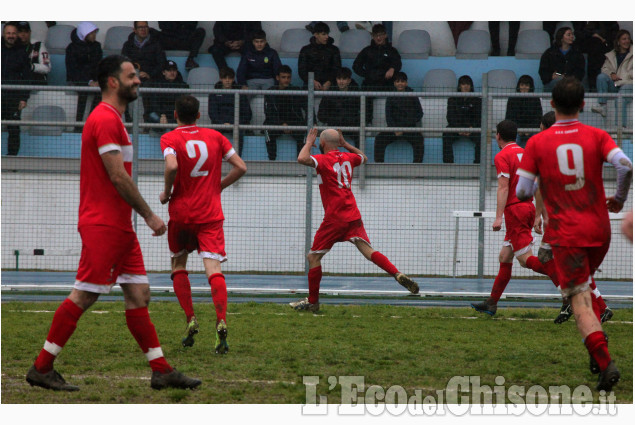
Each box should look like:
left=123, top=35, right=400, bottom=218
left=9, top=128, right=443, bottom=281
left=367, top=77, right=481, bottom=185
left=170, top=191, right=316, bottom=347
left=186, top=140, right=209, bottom=177
left=556, top=143, right=585, bottom=191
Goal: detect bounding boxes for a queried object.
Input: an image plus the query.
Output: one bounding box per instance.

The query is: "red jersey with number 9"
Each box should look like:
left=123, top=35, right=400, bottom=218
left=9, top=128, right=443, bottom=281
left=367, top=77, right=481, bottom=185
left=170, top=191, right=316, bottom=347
left=311, top=151, right=364, bottom=222
left=160, top=125, right=235, bottom=224
left=518, top=119, right=621, bottom=247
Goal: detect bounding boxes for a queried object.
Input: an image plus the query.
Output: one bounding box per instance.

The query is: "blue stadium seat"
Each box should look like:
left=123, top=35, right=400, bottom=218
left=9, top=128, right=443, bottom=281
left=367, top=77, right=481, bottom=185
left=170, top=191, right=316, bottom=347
left=452, top=137, right=477, bottom=164
left=241, top=135, right=268, bottom=161
left=279, top=28, right=312, bottom=58
left=395, top=29, right=431, bottom=59
left=45, top=25, right=75, bottom=54
left=29, top=105, right=67, bottom=137
left=487, top=69, right=517, bottom=92
left=423, top=138, right=444, bottom=163
left=423, top=69, right=457, bottom=92
left=186, top=67, right=219, bottom=89
left=103, top=26, right=133, bottom=56
left=384, top=140, right=414, bottom=163
left=515, top=30, right=550, bottom=60
left=455, top=30, right=491, bottom=59
left=338, top=29, right=371, bottom=59
left=622, top=139, right=633, bottom=160
left=138, top=134, right=163, bottom=159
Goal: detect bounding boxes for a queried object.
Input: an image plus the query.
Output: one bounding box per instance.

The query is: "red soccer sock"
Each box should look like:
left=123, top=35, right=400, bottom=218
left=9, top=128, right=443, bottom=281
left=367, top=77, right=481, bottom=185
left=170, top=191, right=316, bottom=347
left=490, top=262, right=513, bottom=304
left=585, top=331, right=611, bottom=371
left=526, top=255, right=547, bottom=275
left=209, top=273, right=228, bottom=324
left=34, top=298, right=84, bottom=373
left=308, top=266, right=322, bottom=305
left=590, top=278, right=608, bottom=313
left=125, top=307, right=172, bottom=373
left=171, top=270, right=195, bottom=322
left=542, top=259, right=560, bottom=288
left=370, top=251, right=399, bottom=276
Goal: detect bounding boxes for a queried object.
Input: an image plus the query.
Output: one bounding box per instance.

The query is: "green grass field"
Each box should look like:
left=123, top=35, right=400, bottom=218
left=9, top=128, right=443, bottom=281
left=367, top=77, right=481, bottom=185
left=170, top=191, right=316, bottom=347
left=1, top=301, right=632, bottom=404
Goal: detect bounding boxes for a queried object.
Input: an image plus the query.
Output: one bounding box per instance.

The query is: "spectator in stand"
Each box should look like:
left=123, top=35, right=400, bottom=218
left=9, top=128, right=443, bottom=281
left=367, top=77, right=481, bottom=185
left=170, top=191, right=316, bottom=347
left=144, top=60, right=189, bottom=126
left=121, top=21, right=166, bottom=83
left=539, top=27, right=585, bottom=92
left=581, top=22, right=619, bottom=90
left=16, top=21, right=50, bottom=84
left=1, top=22, right=31, bottom=156
left=353, top=23, right=402, bottom=124
left=236, top=29, right=281, bottom=90
left=317, top=67, right=361, bottom=147
left=489, top=21, right=520, bottom=56
left=157, top=22, right=205, bottom=71
left=208, top=67, right=252, bottom=156
left=448, top=22, right=472, bottom=47
left=373, top=72, right=424, bottom=163
left=298, top=22, right=341, bottom=91
left=443, top=75, right=482, bottom=164
left=306, top=21, right=350, bottom=33
left=505, top=75, right=543, bottom=147
left=542, top=21, right=586, bottom=46
left=209, top=22, right=262, bottom=71
left=66, top=22, right=102, bottom=132
left=592, top=30, right=633, bottom=123
left=263, top=65, right=306, bottom=160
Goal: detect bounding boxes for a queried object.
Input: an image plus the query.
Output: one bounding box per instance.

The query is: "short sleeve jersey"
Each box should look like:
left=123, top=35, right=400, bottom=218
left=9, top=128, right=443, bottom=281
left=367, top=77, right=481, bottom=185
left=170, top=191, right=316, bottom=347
left=494, top=142, right=532, bottom=207
left=518, top=119, right=621, bottom=247
left=160, top=125, right=235, bottom=224
left=78, top=102, right=134, bottom=231
left=311, top=151, right=364, bottom=222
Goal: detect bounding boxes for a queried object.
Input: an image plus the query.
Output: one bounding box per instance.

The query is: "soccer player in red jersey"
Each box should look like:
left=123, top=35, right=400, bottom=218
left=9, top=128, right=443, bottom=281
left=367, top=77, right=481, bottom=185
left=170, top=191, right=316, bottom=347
left=159, top=95, right=247, bottom=353
left=290, top=128, right=420, bottom=312
left=26, top=55, right=201, bottom=391
left=471, top=120, right=559, bottom=316
left=516, top=77, right=632, bottom=392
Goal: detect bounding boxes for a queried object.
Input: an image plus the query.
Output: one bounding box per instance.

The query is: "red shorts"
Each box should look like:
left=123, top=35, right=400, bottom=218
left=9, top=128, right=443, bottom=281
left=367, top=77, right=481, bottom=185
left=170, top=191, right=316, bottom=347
left=552, top=243, right=610, bottom=297
left=503, top=202, right=535, bottom=255
left=310, top=219, right=371, bottom=253
left=168, top=220, right=227, bottom=262
left=75, top=225, right=148, bottom=294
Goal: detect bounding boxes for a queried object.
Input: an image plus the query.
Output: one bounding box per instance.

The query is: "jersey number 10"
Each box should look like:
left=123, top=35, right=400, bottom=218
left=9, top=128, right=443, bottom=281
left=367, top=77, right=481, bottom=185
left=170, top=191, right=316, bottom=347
left=333, top=161, right=353, bottom=188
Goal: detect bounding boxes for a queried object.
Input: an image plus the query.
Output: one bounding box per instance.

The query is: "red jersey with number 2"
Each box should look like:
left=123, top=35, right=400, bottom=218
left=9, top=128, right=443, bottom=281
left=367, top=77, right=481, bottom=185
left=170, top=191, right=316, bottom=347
left=160, top=125, right=235, bottom=224
left=311, top=151, right=364, bottom=222
left=518, top=119, right=621, bottom=247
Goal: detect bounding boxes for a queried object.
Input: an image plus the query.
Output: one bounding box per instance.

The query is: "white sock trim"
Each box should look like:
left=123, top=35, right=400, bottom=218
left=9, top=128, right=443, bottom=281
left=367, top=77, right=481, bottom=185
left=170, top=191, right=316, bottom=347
left=44, top=340, right=63, bottom=356
left=145, top=347, right=164, bottom=362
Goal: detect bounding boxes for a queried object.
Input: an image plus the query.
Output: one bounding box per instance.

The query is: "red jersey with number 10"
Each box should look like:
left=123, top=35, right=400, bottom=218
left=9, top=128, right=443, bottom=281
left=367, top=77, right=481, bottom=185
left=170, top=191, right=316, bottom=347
left=518, top=119, right=621, bottom=247
left=160, top=125, right=235, bottom=224
left=311, top=151, right=364, bottom=222
left=494, top=142, right=532, bottom=207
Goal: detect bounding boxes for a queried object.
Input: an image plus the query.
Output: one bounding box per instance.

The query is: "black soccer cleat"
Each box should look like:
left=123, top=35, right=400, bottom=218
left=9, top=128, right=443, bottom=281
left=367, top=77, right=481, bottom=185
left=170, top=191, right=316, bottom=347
left=600, top=307, right=614, bottom=323
left=26, top=366, right=80, bottom=391
left=470, top=300, right=497, bottom=316
left=554, top=302, right=573, bottom=324
left=596, top=361, right=620, bottom=392
left=395, top=273, right=420, bottom=294
left=150, top=369, right=201, bottom=390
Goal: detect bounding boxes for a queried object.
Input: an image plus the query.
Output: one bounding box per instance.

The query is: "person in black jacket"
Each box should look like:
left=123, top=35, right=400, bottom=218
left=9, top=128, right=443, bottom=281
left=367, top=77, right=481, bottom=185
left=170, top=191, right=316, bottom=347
left=298, top=22, right=341, bottom=91
left=208, top=67, right=252, bottom=156
left=2, top=22, right=31, bottom=155
left=581, top=22, right=620, bottom=90
left=144, top=60, right=189, bottom=126
left=443, top=75, right=482, bottom=164
left=209, top=22, right=262, bottom=71
left=65, top=22, right=102, bottom=131
left=121, top=22, right=166, bottom=83
left=505, top=75, right=542, bottom=148
left=373, top=72, right=424, bottom=163
left=157, top=22, right=205, bottom=71
left=352, top=24, right=402, bottom=123
left=538, top=26, right=585, bottom=92
left=317, top=67, right=361, bottom=147
left=16, top=21, right=50, bottom=84
left=236, top=29, right=281, bottom=90
left=263, top=65, right=306, bottom=160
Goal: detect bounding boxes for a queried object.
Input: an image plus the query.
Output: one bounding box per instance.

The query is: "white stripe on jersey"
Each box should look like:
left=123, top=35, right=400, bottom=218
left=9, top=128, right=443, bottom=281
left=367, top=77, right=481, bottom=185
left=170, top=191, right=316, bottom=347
left=223, top=147, right=236, bottom=161
left=163, top=147, right=176, bottom=158
left=121, top=145, right=133, bottom=162
left=357, top=154, right=366, bottom=164
left=606, top=147, right=622, bottom=163
left=310, top=156, right=319, bottom=168
left=497, top=172, right=510, bottom=178
left=98, top=143, right=121, bottom=155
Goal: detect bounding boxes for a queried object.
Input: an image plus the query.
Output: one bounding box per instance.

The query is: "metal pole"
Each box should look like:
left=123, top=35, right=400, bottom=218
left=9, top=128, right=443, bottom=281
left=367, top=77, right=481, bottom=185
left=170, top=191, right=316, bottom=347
left=453, top=218, right=459, bottom=278
left=304, top=72, right=315, bottom=275
left=131, top=90, right=141, bottom=232
left=477, top=73, right=489, bottom=279
left=359, top=95, right=366, bottom=190
left=616, top=92, right=623, bottom=146
left=233, top=92, right=240, bottom=153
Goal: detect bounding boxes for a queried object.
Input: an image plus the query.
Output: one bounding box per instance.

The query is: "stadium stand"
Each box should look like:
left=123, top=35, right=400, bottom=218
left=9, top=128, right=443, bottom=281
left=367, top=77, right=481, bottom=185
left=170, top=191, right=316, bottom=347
left=338, top=29, right=372, bottom=59
left=514, top=30, right=551, bottom=60
left=102, top=26, right=133, bottom=56
left=278, top=28, right=312, bottom=58
left=395, top=29, right=431, bottom=59
left=455, top=29, right=491, bottom=59
left=29, top=105, right=66, bottom=137
left=44, top=24, right=74, bottom=54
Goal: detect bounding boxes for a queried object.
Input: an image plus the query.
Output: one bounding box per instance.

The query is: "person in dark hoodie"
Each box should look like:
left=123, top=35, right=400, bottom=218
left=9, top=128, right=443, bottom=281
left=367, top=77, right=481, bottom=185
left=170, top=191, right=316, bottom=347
left=209, top=21, right=262, bottom=71
left=209, top=67, right=252, bottom=156
left=121, top=21, right=166, bottom=82
left=538, top=26, right=585, bottom=92
left=298, top=21, right=341, bottom=90
left=505, top=74, right=542, bottom=148
left=236, top=29, right=281, bottom=90
left=65, top=21, right=102, bottom=130
left=144, top=60, right=189, bottom=126
left=373, top=72, right=424, bottom=163
left=317, top=67, right=361, bottom=147
left=442, top=75, right=482, bottom=164
left=263, top=65, right=306, bottom=160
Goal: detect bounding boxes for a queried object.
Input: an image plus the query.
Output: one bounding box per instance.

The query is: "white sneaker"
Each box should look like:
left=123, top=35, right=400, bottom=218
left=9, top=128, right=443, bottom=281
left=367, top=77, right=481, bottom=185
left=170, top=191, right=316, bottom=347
left=591, top=104, right=607, bottom=117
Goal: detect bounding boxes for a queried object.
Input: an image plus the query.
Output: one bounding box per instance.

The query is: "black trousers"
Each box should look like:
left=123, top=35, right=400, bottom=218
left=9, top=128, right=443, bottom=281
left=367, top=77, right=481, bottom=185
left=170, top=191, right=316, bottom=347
left=209, top=42, right=247, bottom=71
left=442, top=132, right=481, bottom=164
left=72, top=83, right=101, bottom=129
left=374, top=132, right=424, bottom=163
left=1, top=96, right=21, bottom=156
left=266, top=131, right=305, bottom=161
left=159, top=29, right=206, bottom=58
left=488, top=21, right=520, bottom=56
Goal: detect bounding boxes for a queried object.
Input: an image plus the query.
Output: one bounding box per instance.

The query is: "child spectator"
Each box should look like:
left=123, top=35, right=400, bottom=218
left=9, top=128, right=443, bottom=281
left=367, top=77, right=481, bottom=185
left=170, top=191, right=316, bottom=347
left=209, top=22, right=262, bottom=71
left=208, top=67, right=252, bottom=156
left=298, top=22, right=341, bottom=91
left=505, top=75, right=543, bottom=147
left=144, top=60, right=189, bottom=125
left=443, top=75, right=482, bottom=164
left=373, top=72, right=424, bottom=163
left=263, top=65, right=306, bottom=160
left=236, top=29, right=281, bottom=90
left=317, top=67, right=361, bottom=147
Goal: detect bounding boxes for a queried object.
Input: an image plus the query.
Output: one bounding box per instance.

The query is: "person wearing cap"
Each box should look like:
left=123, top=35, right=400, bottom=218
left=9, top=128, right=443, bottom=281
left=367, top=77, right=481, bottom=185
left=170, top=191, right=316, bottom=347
left=144, top=60, right=189, bottom=127
left=66, top=22, right=103, bottom=130
left=121, top=21, right=166, bottom=82
left=16, top=21, right=51, bottom=84
left=298, top=21, right=341, bottom=91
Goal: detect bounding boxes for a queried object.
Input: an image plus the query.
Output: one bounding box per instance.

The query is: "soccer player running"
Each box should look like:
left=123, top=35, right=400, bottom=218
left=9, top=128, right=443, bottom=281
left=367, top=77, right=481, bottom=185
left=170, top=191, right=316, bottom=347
left=290, top=128, right=419, bottom=312
left=26, top=55, right=201, bottom=391
left=471, top=120, right=559, bottom=316
left=159, top=95, right=247, bottom=353
left=516, top=77, right=632, bottom=392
